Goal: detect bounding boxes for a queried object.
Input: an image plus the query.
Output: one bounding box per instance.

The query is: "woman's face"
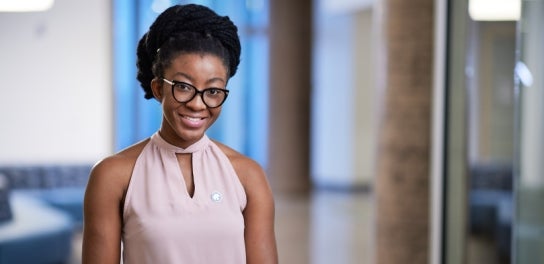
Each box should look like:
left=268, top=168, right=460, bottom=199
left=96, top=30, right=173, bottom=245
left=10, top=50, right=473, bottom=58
left=151, top=53, right=228, bottom=148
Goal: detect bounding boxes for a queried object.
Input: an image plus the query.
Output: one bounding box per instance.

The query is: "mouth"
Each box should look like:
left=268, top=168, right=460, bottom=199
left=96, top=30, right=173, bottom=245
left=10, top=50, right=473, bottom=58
left=180, top=114, right=206, bottom=128
left=182, top=115, right=204, bottom=122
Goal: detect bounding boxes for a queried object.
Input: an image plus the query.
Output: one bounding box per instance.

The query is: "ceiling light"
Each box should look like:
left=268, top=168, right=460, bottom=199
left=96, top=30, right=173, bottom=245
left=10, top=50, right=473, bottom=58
left=0, top=0, right=54, bottom=12
left=469, top=0, right=521, bottom=21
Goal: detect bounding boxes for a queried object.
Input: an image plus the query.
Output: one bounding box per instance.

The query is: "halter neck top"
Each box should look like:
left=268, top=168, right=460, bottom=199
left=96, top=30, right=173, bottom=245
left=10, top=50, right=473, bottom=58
left=122, top=132, right=247, bottom=263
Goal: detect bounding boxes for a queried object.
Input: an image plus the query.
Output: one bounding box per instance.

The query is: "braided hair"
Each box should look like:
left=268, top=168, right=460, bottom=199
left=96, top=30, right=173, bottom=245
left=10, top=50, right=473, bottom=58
left=136, top=4, right=241, bottom=99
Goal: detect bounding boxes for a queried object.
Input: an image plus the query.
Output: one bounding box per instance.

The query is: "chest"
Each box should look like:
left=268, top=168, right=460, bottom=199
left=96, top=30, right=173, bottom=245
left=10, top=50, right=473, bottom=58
left=176, top=153, right=195, bottom=197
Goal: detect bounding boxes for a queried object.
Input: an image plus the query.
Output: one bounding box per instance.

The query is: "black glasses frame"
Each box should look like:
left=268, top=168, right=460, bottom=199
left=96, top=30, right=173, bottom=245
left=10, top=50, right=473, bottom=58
left=162, top=78, right=229, bottom=108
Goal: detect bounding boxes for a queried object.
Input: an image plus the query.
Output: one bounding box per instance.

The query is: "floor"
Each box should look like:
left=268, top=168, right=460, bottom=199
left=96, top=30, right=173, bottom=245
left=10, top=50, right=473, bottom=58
left=70, top=189, right=375, bottom=264
left=275, top=190, right=375, bottom=264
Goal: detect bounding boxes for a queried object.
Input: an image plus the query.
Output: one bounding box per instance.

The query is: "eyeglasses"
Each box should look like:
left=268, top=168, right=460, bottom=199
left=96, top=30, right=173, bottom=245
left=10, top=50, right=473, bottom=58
left=162, top=79, right=229, bottom=108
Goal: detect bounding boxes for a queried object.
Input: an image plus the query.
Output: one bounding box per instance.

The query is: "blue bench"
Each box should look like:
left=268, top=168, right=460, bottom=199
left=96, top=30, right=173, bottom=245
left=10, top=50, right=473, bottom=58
left=0, top=193, right=74, bottom=264
left=0, top=165, right=91, bottom=263
left=469, top=163, right=513, bottom=260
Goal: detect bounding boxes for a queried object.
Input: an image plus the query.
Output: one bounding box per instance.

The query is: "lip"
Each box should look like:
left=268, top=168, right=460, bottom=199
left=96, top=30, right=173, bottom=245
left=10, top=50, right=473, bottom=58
left=179, top=114, right=207, bottom=128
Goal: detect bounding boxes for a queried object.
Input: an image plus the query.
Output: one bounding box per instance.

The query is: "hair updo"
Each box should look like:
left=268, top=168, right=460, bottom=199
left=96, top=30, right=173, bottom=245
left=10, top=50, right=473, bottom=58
left=136, top=4, right=241, bottom=99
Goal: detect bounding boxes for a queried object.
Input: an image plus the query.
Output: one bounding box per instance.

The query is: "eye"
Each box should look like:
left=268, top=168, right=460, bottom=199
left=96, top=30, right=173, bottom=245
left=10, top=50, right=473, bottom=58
left=174, top=82, right=194, bottom=92
left=205, top=88, right=222, bottom=96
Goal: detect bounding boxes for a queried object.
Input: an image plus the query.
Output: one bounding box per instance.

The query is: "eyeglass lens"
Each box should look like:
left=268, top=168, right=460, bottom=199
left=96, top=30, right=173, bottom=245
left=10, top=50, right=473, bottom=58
left=172, top=82, right=227, bottom=108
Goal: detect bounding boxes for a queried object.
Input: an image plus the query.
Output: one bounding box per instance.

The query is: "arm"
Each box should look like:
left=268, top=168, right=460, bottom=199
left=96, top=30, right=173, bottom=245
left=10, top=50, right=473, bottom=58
left=240, top=159, right=278, bottom=264
left=82, top=157, right=128, bottom=264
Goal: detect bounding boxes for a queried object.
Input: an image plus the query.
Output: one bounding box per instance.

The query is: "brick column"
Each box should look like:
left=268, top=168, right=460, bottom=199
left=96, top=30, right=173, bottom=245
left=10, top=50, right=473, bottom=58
left=268, top=0, right=313, bottom=193
left=374, top=0, right=435, bottom=263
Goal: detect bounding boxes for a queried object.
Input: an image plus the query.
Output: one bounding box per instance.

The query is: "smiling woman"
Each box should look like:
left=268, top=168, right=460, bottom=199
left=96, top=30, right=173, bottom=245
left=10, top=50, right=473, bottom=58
left=83, top=4, right=277, bottom=264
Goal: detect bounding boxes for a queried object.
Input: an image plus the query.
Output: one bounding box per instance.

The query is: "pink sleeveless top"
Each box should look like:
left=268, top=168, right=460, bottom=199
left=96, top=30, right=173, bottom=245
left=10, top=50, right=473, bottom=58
left=122, top=132, right=247, bottom=263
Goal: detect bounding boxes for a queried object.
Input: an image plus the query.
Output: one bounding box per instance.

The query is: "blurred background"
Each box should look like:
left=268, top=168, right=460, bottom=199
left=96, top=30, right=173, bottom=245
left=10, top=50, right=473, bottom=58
left=0, top=0, right=542, bottom=263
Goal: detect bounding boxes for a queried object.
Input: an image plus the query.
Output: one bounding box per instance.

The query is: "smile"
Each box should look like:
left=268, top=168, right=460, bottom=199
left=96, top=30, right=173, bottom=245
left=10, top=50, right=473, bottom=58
left=183, top=115, right=204, bottom=121
left=180, top=114, right=206, bottom=128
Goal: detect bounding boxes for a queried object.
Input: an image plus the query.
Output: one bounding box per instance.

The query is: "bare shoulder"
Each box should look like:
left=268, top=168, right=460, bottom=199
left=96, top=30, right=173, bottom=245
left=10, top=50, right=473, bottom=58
left=92, top=140, right=148, bottom=178
left=212, top=140, right=267, bottom=189
left=87, top=139, right=150, bottom=199
left=83, top=139, right=150, bottom=263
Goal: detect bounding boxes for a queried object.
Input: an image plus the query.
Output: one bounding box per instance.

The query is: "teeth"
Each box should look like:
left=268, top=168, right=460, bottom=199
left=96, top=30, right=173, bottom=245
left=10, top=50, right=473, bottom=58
left=184, top=116, right=201, bottom=121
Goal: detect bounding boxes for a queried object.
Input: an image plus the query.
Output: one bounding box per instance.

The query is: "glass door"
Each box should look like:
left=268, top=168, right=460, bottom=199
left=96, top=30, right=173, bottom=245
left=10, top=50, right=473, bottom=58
left=513, top=0, right=544, bottom=262
left=443, top=1, right=518, bottom=263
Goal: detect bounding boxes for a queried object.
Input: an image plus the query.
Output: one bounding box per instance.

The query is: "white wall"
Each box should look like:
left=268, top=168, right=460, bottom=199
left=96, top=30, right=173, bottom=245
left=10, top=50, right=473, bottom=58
left=0, top=0, right=113, bottom=165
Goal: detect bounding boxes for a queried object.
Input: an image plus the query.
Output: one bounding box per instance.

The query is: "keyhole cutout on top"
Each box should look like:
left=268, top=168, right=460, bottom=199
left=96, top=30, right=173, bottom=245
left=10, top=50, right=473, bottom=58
left=176, top=153, right=195, bottom=198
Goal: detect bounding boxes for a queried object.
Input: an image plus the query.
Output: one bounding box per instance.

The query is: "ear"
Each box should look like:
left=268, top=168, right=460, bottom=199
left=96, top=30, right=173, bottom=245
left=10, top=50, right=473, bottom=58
left=150, top=78, right=163, bottom=101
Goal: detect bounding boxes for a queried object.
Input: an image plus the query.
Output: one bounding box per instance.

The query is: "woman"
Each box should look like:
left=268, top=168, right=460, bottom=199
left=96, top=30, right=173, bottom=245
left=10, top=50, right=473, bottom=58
left=82, top=4, right=278, bottom=263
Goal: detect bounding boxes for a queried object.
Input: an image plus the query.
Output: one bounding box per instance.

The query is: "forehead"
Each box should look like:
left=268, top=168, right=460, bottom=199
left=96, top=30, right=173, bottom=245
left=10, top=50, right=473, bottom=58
left=166, top=53, right=228, bottom=81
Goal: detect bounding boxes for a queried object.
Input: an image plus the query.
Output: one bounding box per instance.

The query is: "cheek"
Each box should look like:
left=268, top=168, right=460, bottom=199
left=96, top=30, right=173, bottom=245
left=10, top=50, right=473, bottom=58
left=160, top=98, right=180, bottom=117
left=161, top=97, right=181, bottom=113
left=210, top=108, right=222, bottom=118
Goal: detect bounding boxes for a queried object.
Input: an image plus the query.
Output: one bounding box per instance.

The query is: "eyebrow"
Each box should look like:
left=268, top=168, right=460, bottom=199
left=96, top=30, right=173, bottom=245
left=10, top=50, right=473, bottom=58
left=172, top=72, right=226, bottom=86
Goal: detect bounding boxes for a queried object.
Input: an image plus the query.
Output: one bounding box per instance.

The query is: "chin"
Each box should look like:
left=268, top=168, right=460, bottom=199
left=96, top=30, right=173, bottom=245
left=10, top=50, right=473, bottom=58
left=176, top=128, right=206, bottom=142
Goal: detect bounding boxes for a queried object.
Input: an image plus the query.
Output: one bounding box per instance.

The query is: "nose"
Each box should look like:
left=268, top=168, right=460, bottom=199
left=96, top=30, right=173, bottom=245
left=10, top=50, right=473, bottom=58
left=184, top=92, right=207, bottom=110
